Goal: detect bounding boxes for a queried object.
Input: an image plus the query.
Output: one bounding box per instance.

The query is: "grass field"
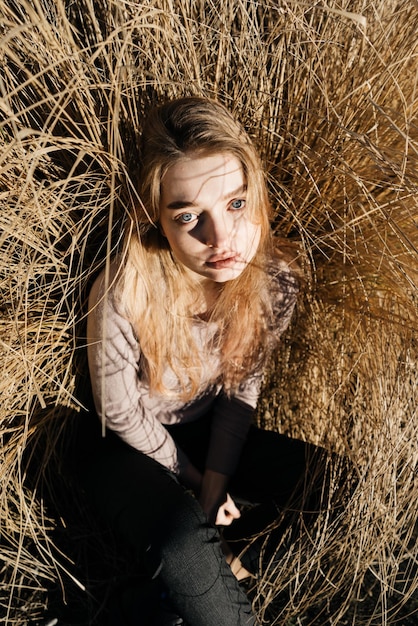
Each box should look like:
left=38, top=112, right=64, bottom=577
left=1, top=1, right=417, bottom=624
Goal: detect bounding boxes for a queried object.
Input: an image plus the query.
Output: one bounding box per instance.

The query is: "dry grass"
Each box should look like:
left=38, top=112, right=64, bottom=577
left=0, top=0, right=417, bottom=624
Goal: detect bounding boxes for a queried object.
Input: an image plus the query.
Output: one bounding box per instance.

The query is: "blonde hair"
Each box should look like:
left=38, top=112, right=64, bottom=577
left=117, top=96, right=294, bottom=398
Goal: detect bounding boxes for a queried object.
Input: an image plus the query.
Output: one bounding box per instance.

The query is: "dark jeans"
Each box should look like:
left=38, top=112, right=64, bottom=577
left=77, top=413, right=326, bottom=626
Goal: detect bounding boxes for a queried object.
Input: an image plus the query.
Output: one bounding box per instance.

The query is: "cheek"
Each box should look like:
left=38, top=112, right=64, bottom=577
left=244, top=222, right=261, bottom=249
left=243, top=226, right=261, bottom=262
left=165, top=230, right=193, bottom=257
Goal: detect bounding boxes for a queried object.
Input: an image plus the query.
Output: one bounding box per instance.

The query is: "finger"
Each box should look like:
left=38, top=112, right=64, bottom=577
left=224, top=496, right=241, bottom=519
left=215, top=504, right=240, bottom=526
left=215, top=508, right=235, bottom=526
left=224, top=494, right=241, bottom=519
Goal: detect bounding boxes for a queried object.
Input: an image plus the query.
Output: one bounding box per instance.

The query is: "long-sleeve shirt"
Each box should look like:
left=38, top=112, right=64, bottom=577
left=86, top=259, right=298, bottom=481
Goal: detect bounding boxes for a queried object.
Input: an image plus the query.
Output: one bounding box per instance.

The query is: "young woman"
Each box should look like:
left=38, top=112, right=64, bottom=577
left=84, top=96, right=326, bottom=625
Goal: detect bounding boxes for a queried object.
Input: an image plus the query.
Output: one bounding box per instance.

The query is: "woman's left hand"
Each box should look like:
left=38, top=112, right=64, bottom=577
left=215, top=493, right=241, bottom=526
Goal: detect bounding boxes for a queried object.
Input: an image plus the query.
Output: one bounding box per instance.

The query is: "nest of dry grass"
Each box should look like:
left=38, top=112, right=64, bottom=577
left=1, top=1, right=417, bottom=624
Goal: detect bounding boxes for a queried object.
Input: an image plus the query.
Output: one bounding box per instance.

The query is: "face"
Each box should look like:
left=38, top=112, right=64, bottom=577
left=159, top=153, right=261, bottom=285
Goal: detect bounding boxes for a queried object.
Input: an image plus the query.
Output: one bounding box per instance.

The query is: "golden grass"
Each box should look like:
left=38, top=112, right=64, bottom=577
left=1, top=0, right=417, bottom=623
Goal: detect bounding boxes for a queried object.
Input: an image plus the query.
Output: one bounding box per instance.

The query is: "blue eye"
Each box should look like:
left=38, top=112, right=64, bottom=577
left=176, top=212, right=196, bottom=224
left=230, top=199, right=245, bottom=210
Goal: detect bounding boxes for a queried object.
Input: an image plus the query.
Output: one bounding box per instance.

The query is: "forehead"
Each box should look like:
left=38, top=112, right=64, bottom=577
left=160, top=153, right=245, bottom=205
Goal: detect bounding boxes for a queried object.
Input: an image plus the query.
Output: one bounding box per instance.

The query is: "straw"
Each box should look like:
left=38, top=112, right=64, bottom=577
left=1, top=0, right=417, bottom=623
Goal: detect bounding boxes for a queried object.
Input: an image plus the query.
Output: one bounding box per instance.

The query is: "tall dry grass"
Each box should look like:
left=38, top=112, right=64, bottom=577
left=0, top=0, right=417, bottom=623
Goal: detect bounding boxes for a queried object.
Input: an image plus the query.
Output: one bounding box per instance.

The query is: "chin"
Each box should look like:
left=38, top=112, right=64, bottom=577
left=209, top=268, right=245, bottom=283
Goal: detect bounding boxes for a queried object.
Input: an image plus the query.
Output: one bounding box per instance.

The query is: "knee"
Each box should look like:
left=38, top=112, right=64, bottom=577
left=159, top=491, right=218, bottom=554
left=157, top=492, right=221, bottom=578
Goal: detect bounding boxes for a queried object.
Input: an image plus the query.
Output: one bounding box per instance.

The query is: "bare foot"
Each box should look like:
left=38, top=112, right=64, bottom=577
left=221, top=538, right=254, bottom=581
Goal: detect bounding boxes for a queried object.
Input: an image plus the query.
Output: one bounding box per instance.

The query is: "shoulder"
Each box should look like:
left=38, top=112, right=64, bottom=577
left=88, top=259, right=126, bottom=321
left=265, top=241, right=301, bottom=335
left=87, top=260, right=140, bottom=351
left=267, top=244, right=300, bottom=299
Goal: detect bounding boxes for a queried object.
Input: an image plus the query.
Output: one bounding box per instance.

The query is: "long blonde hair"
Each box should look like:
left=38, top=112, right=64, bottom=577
left=117, top=96, right=295, bottom=398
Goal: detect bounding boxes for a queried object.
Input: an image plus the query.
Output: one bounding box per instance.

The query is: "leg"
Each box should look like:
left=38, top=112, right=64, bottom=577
left=157, top=491, right=255, bottom=626
left=224, top=427, right=348, bottom=572
left=167, top=419, right=331, bottom=572
left=78, top=419, right=255, bottom=626
left=230, top=425, right=325, bottom=506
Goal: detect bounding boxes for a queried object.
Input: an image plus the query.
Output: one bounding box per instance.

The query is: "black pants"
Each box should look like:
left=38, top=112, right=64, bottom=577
left=76, top=413, right=328, bottom=625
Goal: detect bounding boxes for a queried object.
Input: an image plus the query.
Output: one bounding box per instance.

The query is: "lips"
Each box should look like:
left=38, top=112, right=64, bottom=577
left=205, top=254, right=239, bottom=270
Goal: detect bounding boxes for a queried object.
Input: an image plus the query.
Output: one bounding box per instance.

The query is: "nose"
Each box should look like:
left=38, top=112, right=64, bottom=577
left=203, top=214, right=232, bottom=249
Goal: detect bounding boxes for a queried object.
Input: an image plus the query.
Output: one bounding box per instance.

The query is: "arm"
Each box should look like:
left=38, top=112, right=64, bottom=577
left=199, top=389, right=260, bottom=524
left=200, top=259, right=299, bottom=522
left=198, top=392, right=258, bottom=583
left=86, top=270, right=200, bottom=483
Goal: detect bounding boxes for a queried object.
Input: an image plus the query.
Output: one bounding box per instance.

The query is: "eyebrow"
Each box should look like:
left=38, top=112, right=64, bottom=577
left=166, top=184, right=247, bottom=210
